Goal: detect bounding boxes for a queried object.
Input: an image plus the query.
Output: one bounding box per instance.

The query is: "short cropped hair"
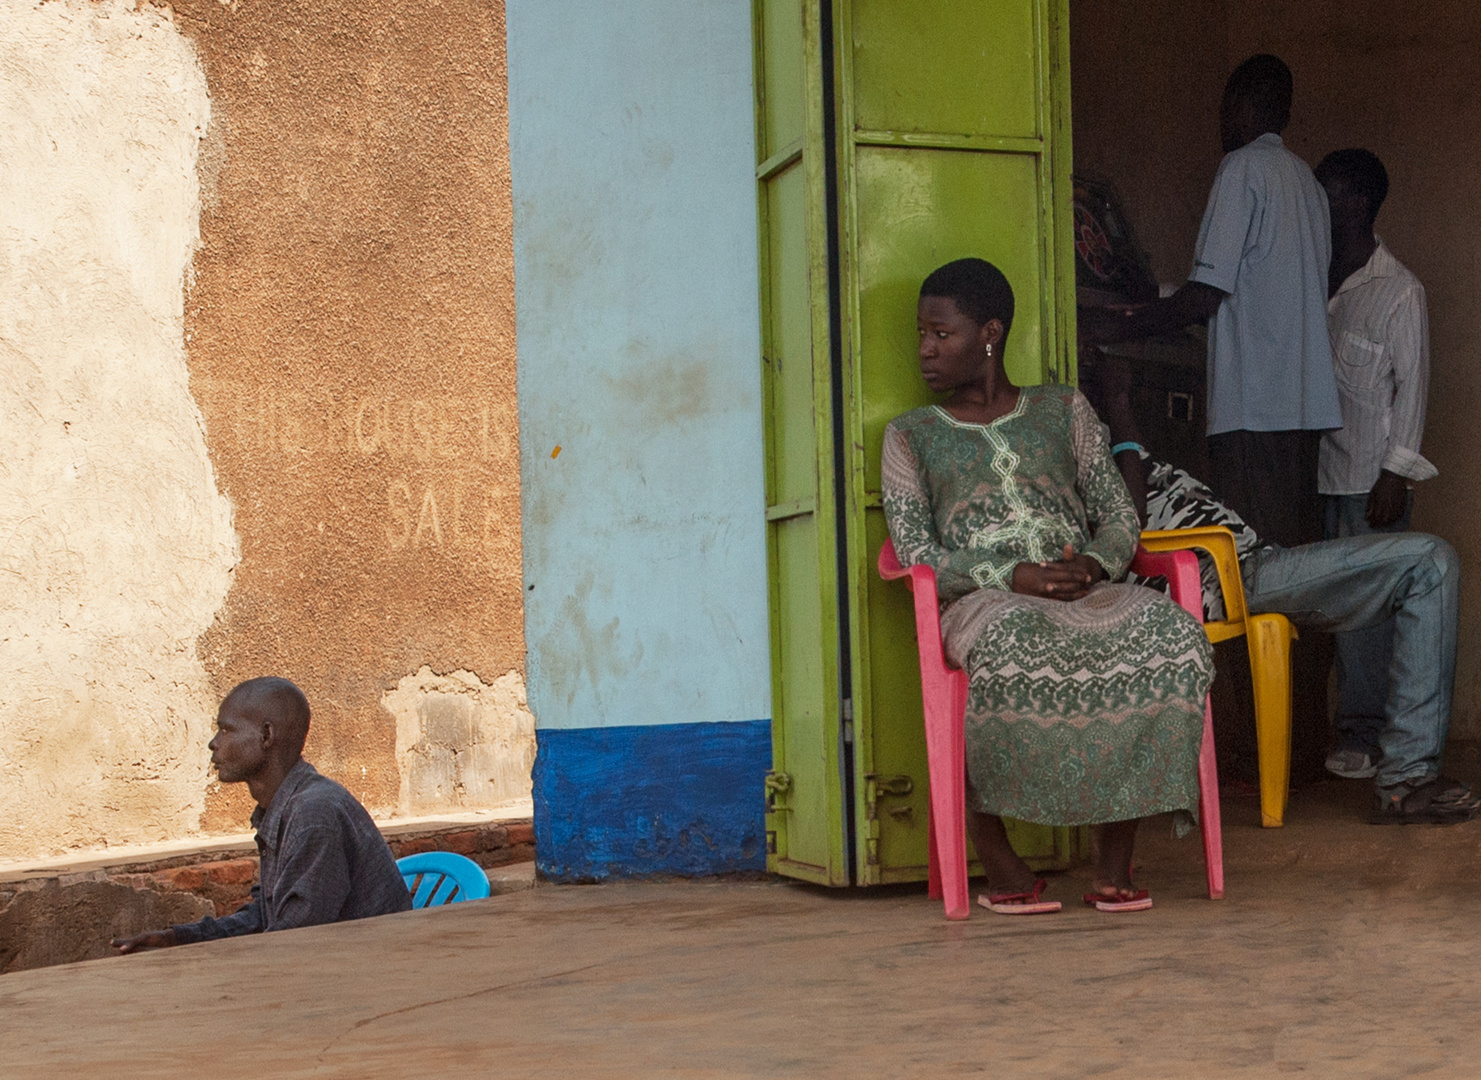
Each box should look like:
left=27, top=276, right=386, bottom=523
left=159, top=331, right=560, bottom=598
left=920, top=258, right=1016, bottom=343
left=224, top=677, right=311, bottom=754
left=1226, top=54, right=1293, bottom=133
left=1315, top=148, right=1390, bottom=226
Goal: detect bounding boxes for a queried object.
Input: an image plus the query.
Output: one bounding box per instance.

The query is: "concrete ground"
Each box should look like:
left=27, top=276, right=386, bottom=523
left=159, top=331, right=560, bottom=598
left=6, top=779, right=1481, bottom=1078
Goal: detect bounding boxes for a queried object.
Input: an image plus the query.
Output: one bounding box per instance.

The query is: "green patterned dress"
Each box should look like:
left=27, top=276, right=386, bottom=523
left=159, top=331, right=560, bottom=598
left=882, top=384, right=1214, bottom=825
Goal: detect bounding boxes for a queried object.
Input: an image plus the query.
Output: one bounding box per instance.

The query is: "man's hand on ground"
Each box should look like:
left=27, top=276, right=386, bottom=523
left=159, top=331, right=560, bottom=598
left=112, top=928, right=178, bottom=954
left=1366, top=470, right=1409, bottom=529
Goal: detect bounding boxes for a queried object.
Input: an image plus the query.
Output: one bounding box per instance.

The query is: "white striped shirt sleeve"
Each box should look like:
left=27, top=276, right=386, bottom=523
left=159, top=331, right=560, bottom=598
left=1380, top=280, right=1434, bottom=482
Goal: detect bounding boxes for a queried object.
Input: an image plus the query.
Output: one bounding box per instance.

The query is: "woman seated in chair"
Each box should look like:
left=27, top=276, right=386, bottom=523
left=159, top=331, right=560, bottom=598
left=882, top=258, right=1214, bottom=913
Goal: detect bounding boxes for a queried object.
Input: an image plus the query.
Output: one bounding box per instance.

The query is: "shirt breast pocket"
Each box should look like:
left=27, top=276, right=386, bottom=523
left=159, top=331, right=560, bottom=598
left=1333, top=329, right=1386, bottom=392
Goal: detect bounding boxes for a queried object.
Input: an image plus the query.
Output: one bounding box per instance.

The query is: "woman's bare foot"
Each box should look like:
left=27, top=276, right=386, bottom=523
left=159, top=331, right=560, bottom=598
left=965, top=800, right=1039, bottom=902
left=1089, top=817, right=1141, bottom=899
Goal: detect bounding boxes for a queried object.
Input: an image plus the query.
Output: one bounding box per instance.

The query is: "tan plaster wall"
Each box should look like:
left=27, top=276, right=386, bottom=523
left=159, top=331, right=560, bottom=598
left=0, top=0, right=237, bottom=859
left=173, top=0, right=526, bottom=830
left=1072, top=1, right=1481, bottom=736
left=0, top=0, right=525, bottom=860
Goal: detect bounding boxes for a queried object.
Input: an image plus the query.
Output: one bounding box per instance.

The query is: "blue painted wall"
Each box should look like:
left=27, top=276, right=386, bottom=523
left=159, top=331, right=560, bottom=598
left=533, top=721, right=771, bottom=880
left=507, top=1, right=770, bottom=877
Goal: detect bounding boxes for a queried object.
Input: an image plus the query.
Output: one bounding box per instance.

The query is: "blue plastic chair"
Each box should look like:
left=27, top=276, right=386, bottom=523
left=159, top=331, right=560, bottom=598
left=396, top=852, right=492, bottom=908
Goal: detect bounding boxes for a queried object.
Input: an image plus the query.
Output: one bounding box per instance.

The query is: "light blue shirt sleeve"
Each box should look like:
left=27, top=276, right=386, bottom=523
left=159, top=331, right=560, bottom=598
left=1187, top=136, right=1341, bottom=434
left=1189, top=154, right=1256, bottom=295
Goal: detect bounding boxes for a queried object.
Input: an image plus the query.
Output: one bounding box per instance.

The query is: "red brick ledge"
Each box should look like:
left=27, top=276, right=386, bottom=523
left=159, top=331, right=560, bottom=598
left=3, top=819, right=533, bottom=920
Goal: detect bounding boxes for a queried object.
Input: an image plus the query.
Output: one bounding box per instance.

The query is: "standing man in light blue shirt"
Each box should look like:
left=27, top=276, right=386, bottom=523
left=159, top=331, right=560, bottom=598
left=1082, top=54, right=1341, bottom=548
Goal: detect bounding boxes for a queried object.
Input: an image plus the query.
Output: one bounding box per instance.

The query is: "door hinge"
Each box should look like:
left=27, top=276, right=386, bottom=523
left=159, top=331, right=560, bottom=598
left=841, top=697, right=854, bottom=744
left=863, top=773, right=913, bottom=821
left=764, top=771, right=792, bottom=813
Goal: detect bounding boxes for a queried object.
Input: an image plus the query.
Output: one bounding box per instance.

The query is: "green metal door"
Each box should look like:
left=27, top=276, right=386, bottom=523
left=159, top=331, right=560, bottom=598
left=755, top=0, right=850, bottom=885
left=758, top=0, right=1080, bottom=885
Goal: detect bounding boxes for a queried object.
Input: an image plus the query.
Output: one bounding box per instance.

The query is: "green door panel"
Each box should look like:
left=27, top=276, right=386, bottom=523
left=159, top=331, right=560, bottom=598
left=765, top=166, right=822, bottom=506
left=757, top=0, right=848, bottom=885
left=759, top=0, right=806, bottom=158
left=769, top=516, right=838, bottom=879
left=854, top=146, right=1046, bottom=495
left=850, top=0, right=1040, bottom=140
left=757, top=0, right=1080, bottom=887
left=841, top=0, right=1079, bottom=884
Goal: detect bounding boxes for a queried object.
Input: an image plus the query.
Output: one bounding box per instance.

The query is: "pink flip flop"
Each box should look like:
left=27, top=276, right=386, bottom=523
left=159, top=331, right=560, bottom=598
left=980, top=878, right=1062, bottom=915
left=1083, top=889, right=1153, bottom=913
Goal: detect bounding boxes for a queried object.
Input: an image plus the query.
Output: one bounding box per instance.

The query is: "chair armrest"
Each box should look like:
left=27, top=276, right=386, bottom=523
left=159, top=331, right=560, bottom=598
left=1139, top=526, right=1246, bottom=623
left=1130, top=546, right=1205, bottom=625
left=879, top=537, right=944, bottom=601
left=878, top=537, right=907, bottom=580
left=877, top=539, right=957, bottom=677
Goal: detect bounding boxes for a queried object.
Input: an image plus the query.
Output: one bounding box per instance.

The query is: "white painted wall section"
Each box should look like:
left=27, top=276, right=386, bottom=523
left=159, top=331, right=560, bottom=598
left=383, top=667, right=536, bottom=814
left=508, top=1, right=770, bottom=730
left=0, top=1, right=237, bottom=858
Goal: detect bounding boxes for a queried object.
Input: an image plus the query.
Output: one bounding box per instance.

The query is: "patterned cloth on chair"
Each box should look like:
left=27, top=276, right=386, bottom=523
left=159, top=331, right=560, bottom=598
left=1132, top=452, right=1269, bottom=621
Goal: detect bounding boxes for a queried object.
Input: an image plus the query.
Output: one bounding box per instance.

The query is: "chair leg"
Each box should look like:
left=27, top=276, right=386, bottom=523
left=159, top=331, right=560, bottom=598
left=923, top=675, right=971, bottom=920
left=926, top=810, right=942, bottom=900
left=1247, top=614, right=1295, bottom=828
left=1196, top=697, right=1224, bottom=899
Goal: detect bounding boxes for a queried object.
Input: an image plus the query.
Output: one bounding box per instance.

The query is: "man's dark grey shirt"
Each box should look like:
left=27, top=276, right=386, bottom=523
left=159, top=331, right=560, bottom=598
left=173, top=760, right=411, bottom=943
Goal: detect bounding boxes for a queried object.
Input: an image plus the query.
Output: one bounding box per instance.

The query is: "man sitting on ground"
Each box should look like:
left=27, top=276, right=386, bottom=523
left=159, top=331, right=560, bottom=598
left=113, top=677, right=410, bottom=952
left=1084, top=356, right=1477, bottom=825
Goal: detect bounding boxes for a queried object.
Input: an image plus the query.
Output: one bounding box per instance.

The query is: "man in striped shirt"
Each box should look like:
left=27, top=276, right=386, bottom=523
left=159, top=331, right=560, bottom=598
left=1315, top=149, right=1437, bottom=782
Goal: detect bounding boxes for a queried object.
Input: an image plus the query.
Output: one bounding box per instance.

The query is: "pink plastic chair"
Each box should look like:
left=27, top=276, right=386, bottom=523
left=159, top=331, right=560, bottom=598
left=878, top=539, right=1224, bottom=919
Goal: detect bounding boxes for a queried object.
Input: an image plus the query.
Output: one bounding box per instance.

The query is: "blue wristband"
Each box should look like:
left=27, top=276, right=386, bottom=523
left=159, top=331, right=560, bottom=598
left=1109, top=441, right=1144, bottom=457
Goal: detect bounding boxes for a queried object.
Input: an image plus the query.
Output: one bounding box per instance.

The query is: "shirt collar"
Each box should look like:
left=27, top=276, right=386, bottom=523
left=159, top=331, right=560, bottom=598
left=1253, top=132, right=1283, bottom=149
left=1335, top=237, right=1395, bottom=296
left=250, top=758, right=317, bottom=838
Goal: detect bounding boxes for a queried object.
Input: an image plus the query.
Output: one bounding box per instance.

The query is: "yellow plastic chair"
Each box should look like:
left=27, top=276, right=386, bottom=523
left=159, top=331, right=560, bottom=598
left=1139, top=526, right=1298, bottom=827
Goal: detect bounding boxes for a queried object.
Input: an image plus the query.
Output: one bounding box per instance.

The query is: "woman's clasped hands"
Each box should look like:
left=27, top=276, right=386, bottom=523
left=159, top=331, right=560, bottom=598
left=1011, top=543, right=1105, bottom=602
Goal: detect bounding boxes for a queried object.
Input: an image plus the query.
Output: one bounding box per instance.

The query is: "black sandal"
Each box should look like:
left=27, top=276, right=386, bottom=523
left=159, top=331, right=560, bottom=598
left=1370, top=776, right=1481, bottom=825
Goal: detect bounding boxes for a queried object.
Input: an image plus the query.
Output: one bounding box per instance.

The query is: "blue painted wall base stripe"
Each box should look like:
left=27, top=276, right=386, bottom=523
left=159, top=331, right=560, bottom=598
left=533, top=720, right=772, bottom=881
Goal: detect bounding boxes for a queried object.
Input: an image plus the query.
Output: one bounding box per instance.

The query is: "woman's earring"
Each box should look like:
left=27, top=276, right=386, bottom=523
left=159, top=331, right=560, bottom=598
left=985, top=344, right=993, bottom=357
